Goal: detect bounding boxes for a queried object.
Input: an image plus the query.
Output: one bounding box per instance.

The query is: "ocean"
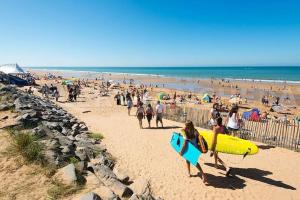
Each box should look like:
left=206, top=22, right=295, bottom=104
left=26, top=66, right=300, bottom=83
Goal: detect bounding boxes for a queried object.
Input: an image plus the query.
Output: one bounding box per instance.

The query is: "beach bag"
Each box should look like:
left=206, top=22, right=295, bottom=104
left=198, top=134, right=208, bottom=154
left=181, top=129, right=208, bottom=154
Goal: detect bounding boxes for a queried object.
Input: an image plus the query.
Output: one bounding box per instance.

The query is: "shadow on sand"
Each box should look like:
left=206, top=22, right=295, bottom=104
left=257, top=144, right=276, bottom=150
left=205, top=173, right=246, bottom=189
left=205, top=163, right=296, bottom=190
left=143, top=126, right=182, bottom=130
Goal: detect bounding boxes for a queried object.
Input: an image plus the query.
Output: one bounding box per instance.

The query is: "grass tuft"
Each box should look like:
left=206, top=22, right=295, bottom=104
left=88, top=132, right=104, bottom=141
left=3, top=131, right=46, bottom=165
left=47, top=178, right=84, bottom=200
left=69, top=157, right=79, bottom=164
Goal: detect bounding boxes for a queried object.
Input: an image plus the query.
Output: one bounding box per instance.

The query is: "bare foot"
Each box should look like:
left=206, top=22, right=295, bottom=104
left=226, top=168, right=232, bottom=177
left=201, top=173, right=208, bottom=184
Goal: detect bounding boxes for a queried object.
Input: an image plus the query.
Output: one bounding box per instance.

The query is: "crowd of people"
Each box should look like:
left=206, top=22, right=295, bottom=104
left=67, top=83, right=81, bottom=102
left=114, top=87, right=166, bottom=129
left=41, top=83, right=60, bottom=101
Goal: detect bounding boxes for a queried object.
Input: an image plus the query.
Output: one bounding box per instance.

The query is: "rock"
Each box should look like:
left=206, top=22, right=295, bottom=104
left=79, top=192, right=101, bottom=200
left=43, top=149, right=66, bottom=166
left=42, top=121, right=61, bottom=131
left=129, top=194, right=155, bottom=200
left=130, top=177, right=151, bottom=196
left=60, top=145, right=71, bottom=154
left=70, top=118, right=78, bottom=124
left=0, top=104, right=9, bottom=111
left=32, top=126, right=47, bottom=138
left=72, top=123, right=79, bottom=131
left=61, top=127, right=68, bottom=135
left=56, top=135, right=74, bottom=146
left=75, top=147, right=88, bottom=161
left=42, top=138, right=60, bottom=150
left=93, top=186, right=120, bottom=200
left=113, top=168, right=129, bottom=183
left=93, top=165, right=132, bottom=198
left=85, top=171, right=101, bottom=187
left=67, top=135, right=76, bottom=141
left=93, top=153, right=115, bottom=168
left=55, top=163, right=77, bottom=184
left=76, top=161, right=86, bottom=173
left=79, top=124, right=88, bottom=131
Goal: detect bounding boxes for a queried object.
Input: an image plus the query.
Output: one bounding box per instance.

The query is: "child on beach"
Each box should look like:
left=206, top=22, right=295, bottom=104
left=136, top=103, right=145, bottom=129
left=180, top=120, right=207, bottom=183
left=145, top=104, right=154, bottom=128
left=210, top=117, right=231, bottom=176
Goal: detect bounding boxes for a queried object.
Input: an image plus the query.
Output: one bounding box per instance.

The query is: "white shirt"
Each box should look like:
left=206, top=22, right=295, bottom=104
left=227, top=113, right=239, bottom=129
left=156, top=104, right=164, bottom=114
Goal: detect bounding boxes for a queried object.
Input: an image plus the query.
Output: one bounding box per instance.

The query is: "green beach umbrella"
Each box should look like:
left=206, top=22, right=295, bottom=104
left=157, top=92, right=167, bottom=100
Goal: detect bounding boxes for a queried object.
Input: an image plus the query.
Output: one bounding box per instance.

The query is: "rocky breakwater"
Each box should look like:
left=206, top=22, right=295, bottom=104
left=0, top=85, right=162, bottom=200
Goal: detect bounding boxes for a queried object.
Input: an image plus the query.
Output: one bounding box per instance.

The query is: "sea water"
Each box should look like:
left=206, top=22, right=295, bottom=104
left=26, top=66, right=300, bottom=83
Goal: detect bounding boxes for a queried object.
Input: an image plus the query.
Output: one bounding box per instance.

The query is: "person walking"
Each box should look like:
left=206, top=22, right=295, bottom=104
left=145, top=104, right=154, bottom=128
left=210, top=117, right=231, bottom=176
left=114, top=92, right=121, bottom=105
left=155, top=101, right=164, bottom=128
left=180, top=120, right=207, bottom=183
left=127, top=96, right=133, bottom=116
left=136, top=103, right=145, bottom=129
left=226, top=106, right=240, bottom=136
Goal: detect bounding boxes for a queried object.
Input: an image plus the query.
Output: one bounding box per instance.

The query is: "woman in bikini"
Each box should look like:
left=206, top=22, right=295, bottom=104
left=180, top=120, right=207, bottom=183
left=211, top=117, right=231, bottom=176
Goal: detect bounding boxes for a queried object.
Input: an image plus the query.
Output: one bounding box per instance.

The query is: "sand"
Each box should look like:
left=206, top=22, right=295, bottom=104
left=0, top=114, right=51, bottom=200
left=25, top=78, right=300, bottom=200
left=29, top=69, right=300, bottom=118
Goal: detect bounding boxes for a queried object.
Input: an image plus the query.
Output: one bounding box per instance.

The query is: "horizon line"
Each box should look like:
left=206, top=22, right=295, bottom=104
left=24, top=65, right=300, bottom=68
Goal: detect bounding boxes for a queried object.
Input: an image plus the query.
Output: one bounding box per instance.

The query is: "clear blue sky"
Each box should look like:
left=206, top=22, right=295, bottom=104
left=1, top=0, right=300, bottom=66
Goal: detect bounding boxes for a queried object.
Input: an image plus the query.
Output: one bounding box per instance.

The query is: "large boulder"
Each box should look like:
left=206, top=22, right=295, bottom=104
left=54, top=163, right=77, bottom=184
left=93, top=165, right=132, bottom=198
left=130, top=177, right=151, bottom=196
left=93, top=186, right=120, bottom=200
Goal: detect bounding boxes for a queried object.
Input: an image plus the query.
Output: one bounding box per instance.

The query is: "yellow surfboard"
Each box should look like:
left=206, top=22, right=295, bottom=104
left=198, top=129, right=259, bottom=155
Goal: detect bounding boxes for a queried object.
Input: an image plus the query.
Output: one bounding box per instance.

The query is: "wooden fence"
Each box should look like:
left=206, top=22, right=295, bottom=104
left=158, top=103, right=300, bottom=151
left=241, top=120, right=300, bottom=151
left=150, top=103, right=211, bottom=128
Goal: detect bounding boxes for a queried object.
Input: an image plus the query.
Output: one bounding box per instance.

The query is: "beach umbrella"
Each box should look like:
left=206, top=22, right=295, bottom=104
left=62, top=80, right=73, bottom=85
left=202, top=93, right=211, bottom=103
left=157, top=92, right=167, bottom=100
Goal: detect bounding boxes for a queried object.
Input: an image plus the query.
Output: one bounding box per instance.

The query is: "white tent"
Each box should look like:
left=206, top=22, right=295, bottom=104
left=0, top=63, right=26, bottom=74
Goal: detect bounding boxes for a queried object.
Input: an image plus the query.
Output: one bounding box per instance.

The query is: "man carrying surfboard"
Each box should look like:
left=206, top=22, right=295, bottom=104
left=211, top=117, right=232, bottom=176
left=180, top=120, right=207, bottom=183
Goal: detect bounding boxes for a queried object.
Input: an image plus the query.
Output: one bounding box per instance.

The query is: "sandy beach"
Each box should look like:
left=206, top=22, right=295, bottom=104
left=2, top=1, right=300, bottom=199
left=20, top=72, right=300, bottom=200
left=28, top=69, right=300, bottom=119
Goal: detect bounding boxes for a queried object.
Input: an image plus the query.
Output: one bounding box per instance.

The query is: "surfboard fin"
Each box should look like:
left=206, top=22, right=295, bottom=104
left=243, top=148, right=251, bottom=159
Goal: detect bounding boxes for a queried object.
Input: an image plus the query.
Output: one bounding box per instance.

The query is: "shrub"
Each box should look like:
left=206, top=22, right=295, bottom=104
left=11, top=133, right=45, bottom=164
left=88, top=132, right=104, bottom=141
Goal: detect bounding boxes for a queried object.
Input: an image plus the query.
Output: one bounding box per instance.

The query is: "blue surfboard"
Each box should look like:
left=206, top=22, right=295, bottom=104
left=170, top=132, right=201, bottom=166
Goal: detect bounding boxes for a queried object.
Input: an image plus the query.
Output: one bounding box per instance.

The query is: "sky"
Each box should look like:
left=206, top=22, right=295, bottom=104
left=0, top=0, right=300, bottom=67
